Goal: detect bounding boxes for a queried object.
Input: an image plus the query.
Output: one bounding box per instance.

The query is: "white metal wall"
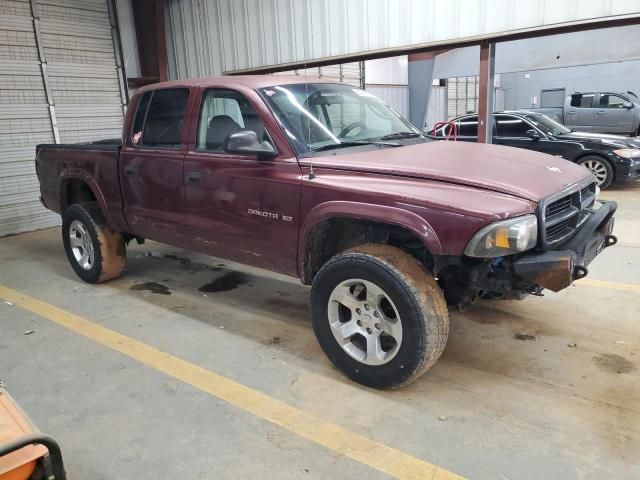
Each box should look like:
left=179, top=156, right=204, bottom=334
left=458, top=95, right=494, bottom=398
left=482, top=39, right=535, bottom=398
left=166, top=0, right=640, bottom=77
left=365, top=85, right=409, bottom=118
left=364, top=56, right=409, bottom=118
left=272, top=62, right=364, bottom=87
left=0, top=0, right=126, bottom=237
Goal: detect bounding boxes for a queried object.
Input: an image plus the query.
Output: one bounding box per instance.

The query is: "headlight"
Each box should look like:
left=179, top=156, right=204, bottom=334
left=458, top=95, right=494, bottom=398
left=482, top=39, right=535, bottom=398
left=465, top=215, right=538, bottom=258
left=613, top=148, right=640, bottom=159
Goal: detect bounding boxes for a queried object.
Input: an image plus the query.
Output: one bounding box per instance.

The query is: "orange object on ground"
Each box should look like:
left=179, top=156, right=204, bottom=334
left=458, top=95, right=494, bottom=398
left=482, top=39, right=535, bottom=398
left=0, top=388, right=65, bottom=480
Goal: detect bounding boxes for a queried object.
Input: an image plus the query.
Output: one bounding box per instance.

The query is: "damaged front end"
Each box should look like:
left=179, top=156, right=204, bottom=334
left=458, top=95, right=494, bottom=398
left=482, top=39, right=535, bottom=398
left=437, top=196, right=618, bottom=309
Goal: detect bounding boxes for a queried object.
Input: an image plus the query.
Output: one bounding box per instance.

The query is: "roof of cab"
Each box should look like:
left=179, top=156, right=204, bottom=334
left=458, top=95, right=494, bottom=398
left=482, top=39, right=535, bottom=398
left=137, top=75, right=337, bottom=93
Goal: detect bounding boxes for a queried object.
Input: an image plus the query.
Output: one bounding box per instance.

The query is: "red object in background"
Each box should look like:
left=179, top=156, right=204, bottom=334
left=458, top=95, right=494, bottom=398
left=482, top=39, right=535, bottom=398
left=433, top=121, right=458, bottom=141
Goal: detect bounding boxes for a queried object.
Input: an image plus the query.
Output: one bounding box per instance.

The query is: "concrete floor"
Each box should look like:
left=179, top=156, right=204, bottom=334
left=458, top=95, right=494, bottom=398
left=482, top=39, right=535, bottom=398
left=1, top=184, right=639, bottom=479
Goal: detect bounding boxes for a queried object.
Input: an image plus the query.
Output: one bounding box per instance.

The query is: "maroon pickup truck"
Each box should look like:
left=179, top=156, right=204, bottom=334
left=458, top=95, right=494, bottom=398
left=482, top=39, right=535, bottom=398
left=36, top=76, right=618, bottom=388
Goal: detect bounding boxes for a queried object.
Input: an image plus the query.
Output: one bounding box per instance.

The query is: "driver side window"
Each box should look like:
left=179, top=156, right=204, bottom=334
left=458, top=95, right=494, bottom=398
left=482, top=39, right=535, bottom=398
left=197, top=89, right=267, bottom=152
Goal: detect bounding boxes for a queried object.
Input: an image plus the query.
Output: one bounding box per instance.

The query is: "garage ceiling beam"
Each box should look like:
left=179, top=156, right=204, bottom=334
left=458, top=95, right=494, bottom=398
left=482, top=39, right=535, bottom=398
left=130, top=0, right=168, bottom=86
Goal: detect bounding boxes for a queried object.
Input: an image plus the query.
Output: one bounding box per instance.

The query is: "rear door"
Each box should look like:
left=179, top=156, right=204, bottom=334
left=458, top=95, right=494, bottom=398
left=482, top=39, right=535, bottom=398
left=453, top=115, right=479, bottom=142
left=595, top=93, right=635, bottom=134
left=431, top=115, right=479, bottom=141
left=182, top=88, right=301, bottom=275
left=565, top=93, right=596, bottom=131
left=120, top=88, right=191, bottom=244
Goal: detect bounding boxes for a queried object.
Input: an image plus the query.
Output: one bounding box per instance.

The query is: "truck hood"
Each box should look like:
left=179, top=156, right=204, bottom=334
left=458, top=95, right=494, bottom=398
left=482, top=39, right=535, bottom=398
left=310, top=140, right=592, bottom=202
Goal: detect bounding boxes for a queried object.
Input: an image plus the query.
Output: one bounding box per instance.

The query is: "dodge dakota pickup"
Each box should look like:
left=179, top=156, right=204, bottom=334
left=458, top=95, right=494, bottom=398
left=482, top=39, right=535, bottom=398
left=36, top=76, right=618, bottom=389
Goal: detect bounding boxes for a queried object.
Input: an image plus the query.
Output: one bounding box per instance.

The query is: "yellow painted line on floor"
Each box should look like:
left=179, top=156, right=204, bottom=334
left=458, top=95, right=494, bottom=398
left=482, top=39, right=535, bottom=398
left=0, top=284, right=463, bottom=480
left=579, top=278, right=640, bottom=293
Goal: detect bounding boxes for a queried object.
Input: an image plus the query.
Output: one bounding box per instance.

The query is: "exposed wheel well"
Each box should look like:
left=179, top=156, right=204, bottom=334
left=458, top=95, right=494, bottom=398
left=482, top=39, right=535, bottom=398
left=62, top=179, right=96, bottom=210
left=303, top=217, right=434, bottom=284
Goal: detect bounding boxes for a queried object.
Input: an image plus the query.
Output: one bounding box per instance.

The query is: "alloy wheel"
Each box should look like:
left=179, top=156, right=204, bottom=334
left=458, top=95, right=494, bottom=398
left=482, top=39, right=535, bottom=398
left=327, top=279, right=403, bottom=366
left=582, top=159, right=608, bottom=186
left=69, top=220, right=95, bottom=270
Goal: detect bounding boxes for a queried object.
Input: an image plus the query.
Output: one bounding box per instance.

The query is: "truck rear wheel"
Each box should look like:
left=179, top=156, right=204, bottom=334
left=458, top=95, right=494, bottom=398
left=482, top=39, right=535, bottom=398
left=310, top=244, right=449, bottom=389
left=61, top=202, right=126, bottom=283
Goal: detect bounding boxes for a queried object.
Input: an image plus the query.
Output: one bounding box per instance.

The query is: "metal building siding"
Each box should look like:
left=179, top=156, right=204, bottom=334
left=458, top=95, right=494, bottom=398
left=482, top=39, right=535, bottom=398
left=271, top=62, right=363, bottom=87
left=38, top=1, right=125, bottom=145
left=0, top=2, right=57, bottom=237
left=364, top=85, right=409, bottom=119
left=0, top=0, right=125, bottom=237
left=166, top=0, right=640, bottom=76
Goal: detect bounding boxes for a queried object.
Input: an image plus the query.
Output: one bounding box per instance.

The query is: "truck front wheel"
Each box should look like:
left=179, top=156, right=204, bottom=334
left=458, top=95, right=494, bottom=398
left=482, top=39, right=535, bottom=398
left=310, top=244, right=449, bottom=389
left=62, top=203, right=126, bottom=283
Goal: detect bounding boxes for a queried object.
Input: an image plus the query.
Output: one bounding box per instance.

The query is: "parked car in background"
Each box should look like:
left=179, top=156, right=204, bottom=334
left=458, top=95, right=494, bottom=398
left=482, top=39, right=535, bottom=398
left=429, top=111, right=640, bottom=188
left=527, top=91, right=640, bottom=136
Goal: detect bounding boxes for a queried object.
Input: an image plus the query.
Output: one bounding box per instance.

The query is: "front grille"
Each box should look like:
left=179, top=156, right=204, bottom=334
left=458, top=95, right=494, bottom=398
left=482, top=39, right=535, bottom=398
left=542, top=182, right=597, bottom=247
left=546, top=196, right=572, bottom=218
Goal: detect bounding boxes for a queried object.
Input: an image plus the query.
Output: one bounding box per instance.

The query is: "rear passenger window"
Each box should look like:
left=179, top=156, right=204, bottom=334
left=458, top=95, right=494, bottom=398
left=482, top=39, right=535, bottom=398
left=197, top=89, right=268, bottom=152
left=132, top=92, right=151, bottom=141
left=132, top=88, right=189, bottom=148
left=570, top=94, right=595, bottom=108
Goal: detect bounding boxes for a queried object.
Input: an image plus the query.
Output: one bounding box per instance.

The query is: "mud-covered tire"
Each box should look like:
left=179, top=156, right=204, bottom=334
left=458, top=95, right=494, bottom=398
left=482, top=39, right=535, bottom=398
left=61, top=202, right=126, bottom=283
left=578, top=155, right=614, bottom=189
left=310, top=244, right=449, bottom=389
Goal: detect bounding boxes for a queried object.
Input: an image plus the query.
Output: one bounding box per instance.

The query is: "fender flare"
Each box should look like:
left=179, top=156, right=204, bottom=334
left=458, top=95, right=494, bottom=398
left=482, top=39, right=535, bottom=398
left=58, top=169, right=116, bottom=228
left=298, top=201, right=443, bottom=279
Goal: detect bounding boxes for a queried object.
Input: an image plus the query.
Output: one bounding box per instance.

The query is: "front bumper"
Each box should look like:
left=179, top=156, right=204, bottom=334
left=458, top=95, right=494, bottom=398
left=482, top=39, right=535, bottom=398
left=612, top=156, right=640, bottom=184
left=512, top=200, right=617, bottom=292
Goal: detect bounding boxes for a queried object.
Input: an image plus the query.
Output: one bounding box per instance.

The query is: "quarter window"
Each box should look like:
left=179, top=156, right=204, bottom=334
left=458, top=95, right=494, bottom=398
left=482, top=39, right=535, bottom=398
left=197, top=89, right=268, bottom=152
left=132, top=88, right=189, bottom=148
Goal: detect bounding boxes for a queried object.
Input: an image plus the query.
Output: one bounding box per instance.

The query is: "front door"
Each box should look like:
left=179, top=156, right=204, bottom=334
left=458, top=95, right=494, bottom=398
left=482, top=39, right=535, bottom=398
left=595, top=93, right=635, bottom=134
left=120, top=88, right=191, bottom=244
left=183, top=88, right=301, bottom=275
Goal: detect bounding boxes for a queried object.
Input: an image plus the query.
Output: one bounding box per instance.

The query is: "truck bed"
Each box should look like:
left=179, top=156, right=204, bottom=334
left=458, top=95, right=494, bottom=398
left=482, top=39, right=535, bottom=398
left=36, top=138, right=122, bottom=151
left=36, top=139, right=123, bottom=217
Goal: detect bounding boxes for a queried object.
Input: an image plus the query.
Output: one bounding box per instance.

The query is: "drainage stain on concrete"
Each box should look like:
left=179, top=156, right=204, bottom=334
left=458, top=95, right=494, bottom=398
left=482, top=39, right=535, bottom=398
left=514, top=333, right=537, bottom=341
left=199, top=271, right=249, bottom=293
left=130, top=282, right=172, bottom=295
left=592, top=354, right=637, bottom=374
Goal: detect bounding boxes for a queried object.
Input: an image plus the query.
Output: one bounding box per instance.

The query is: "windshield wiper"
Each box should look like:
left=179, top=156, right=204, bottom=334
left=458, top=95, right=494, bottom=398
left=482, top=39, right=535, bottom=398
left=378, top=131, right=422, bottom=140
left=310, top=140, right=400, bottom=153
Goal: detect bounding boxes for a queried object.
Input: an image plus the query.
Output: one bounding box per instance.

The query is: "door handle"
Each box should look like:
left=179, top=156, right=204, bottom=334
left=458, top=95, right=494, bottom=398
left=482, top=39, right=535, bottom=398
left=186, top=171, right=201, bottom=183
left=124, top=165, right=137, bottom=176
left=596, top=110, right=605, bottom=115
left=568, top=110, right=576, bottom=114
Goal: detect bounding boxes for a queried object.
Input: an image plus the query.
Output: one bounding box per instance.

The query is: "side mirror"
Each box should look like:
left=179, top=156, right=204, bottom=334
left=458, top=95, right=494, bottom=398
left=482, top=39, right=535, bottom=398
left=224, top=130, right=277, bottom=158
left=623, top=101, right=634, bottom=109
left=526, top=129, right=542, bottom=140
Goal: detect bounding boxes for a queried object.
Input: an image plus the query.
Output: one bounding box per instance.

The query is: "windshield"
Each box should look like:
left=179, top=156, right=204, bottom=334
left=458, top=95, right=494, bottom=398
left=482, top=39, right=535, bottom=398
left=522, top=112, right=571, bottom=135
left=259, top=83, right=421, bottom=155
